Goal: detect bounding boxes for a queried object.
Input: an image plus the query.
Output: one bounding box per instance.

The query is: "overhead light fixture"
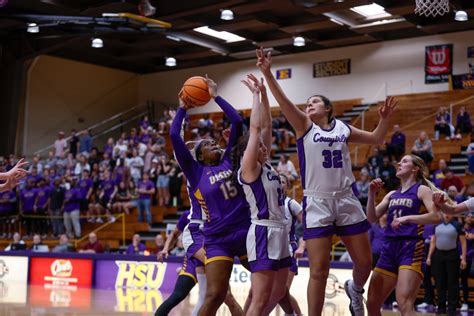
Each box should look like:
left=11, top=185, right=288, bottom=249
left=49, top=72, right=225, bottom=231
left=91, top=38, right=103, bottom=48
left=193, top=26, right=245, bottom=43
left=351, top=3, right=391, bottom=18
left=330, top=18, right=345, bottom=26
left=138, top=0, right=156, bottom=17
left=221, top=9, right=234, bottom=20
left=455, top=10, right=468, bottom=21
left=293, top=36, right=305, bottom=47
left=165, top=57, right=176, bottom=67
left=27, top=23, right=39, bottom=33
left=166, top=35, right=181, bottom=42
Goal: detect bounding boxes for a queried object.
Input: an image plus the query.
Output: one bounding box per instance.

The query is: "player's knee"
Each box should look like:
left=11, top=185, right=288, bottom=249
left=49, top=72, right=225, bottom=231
left=206, top=286, right=227, bottom=304
left=309, top=266, right=329, bottom=281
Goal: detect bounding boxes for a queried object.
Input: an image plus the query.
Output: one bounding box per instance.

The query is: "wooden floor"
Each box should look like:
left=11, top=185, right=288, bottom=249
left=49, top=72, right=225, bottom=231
left=0, top=285, right=472, bottom=316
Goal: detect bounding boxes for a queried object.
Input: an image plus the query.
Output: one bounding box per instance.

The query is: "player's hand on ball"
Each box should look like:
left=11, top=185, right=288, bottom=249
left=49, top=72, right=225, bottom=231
left=178, top=90, right=193, bottom=110
left=204, top=75, right=218, bottom=98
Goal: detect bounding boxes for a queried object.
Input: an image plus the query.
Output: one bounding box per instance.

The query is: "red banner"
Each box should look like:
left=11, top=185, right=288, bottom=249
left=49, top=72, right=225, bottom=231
left=30, top=258, right=93, bottom=288
left=425, top=44, right=453, bottom=84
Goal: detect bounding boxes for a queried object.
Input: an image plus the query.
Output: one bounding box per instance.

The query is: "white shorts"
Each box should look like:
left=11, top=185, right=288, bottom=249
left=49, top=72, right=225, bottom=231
left=303, top=193, right=369, bottom=239
left=182, top=222, right=204, bottom=258
left=246, top=222, right=292, bottom=272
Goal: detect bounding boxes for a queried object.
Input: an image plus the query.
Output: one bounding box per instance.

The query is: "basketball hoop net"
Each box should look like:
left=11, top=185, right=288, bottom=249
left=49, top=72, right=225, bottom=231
left=414, top=0, right=450, bottom=17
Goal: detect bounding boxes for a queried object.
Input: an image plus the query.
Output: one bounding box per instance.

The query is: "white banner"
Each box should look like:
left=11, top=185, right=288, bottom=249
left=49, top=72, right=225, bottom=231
left=0, top=256, right=29, bottom=303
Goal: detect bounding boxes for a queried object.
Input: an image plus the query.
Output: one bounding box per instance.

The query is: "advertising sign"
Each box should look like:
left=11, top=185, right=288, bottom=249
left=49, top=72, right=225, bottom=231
left=425, top=44, right=453, bottom=84
left=95, top=260, right=181, bottom=291
left=451, top=73, right=474, bottom=90
left=30, top=257, right=93, bottom=288
left=0, top=256, right=28, bottom=303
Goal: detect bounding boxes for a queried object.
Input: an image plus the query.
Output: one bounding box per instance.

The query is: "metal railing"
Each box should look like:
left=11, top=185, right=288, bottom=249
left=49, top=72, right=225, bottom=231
left=74, top=213, right=126, bottom=249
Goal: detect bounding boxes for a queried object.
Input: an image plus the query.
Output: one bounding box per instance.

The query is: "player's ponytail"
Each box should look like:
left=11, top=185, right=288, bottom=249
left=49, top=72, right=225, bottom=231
left=230, top=133, right=250, bottom=185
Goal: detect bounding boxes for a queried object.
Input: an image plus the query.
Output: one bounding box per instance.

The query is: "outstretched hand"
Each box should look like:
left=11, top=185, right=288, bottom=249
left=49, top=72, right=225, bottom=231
left=379, top=96, right=398, bottom=119
left=256, top=47, right=272, bottom=75
left=241, top=77, right=260, bottom=94
left=369, top=178, right=384, bottom=193
left=205, top=74, right=218, bottom=98
left=0, top=177, right=19, bottom=192
left=247, top=74, right=267, bottom=95
left=6, top=158, right=28, bottom=180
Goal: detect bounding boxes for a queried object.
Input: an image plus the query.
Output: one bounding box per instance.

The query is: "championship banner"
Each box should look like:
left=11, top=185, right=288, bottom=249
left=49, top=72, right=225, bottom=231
left=313, top=59, right=350, bottom=78
left=95, top=259, right=181, bottom=291
left=276, top=68, right=292, bottom=80
left=425, top=44, right=453, bottom=84
left=29, top=257, right=93, bottom=288
left=450, top=73, right=474, bottom=90
left=0, top=256, right=28, bottom=304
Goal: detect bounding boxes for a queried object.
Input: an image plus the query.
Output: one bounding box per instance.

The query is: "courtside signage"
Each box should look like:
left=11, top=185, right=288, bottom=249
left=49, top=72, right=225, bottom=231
left=30, top=257, right=93, bottom=288
left=0, top=256, right=28, bottom=303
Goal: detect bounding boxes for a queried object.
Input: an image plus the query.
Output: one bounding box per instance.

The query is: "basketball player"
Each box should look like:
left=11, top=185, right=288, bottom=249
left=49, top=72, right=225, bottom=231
left=0, top=158, right=28, bottom=192
left=170, top=77, right=251, bottom=315
left=366, top=154, right=443, bottom=316
left=279, top=173, right=304, bottom=316
left=233, top=75, right=290, bottom=315
left=255, top=46, right=398, bottom=316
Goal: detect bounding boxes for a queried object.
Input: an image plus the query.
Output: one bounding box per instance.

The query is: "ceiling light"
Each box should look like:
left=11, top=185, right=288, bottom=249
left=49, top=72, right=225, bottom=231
left=221, top=9, right=234, bottom=20
left=166, top=35, right=181, bottom=42
left=91, top=38, right=103, bottom=48
left=351, top=3, right=391, bottom=18
left=165, top=57, right=176, bottom=67
left=330, top=18, right=345, bottom=26
left=455, top=10, right=468, bottom=21
left=293, top=36, right=305, bottom=47
left=193, top=26, right=245, bottom=43
left=27, top=23, right=39, bottom=33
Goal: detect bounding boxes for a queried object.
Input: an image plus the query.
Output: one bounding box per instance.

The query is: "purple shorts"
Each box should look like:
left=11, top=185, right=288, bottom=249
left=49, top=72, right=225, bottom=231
left=374, top=238, right=425, bottom=279
left=179, top=256, right=204, bottom=283
left=204, top=227, right=248, bottom=265
left=289, top=241, right=298, bottom=275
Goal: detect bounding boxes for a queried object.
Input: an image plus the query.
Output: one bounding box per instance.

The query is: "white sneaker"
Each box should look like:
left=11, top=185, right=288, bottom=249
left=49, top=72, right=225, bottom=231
left=344, top=280, right=365, bottom=316
left=461, top=304, right=469, bottom=311
left=417, top=302, right=431, bottom=309
left=392, top=301, right=398, bottom=310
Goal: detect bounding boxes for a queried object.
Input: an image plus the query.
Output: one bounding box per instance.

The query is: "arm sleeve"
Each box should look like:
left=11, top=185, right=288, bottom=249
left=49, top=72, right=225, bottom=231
left=214, top=96, right=243, bottom=157
left=169, top=108, right=202, bottom=187
left=462, top=198, right=474, bottom=212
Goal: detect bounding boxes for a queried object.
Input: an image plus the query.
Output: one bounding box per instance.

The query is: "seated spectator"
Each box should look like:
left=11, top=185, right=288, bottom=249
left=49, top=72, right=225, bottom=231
left=4, top=232, right=26, bottom=251
left=126, top=234, right=146, bottom=255
left=170, top=237, right=185, bottom=257
left=434, top=107, right=451, bottom=140
left=277, top=154, right=298, bottom=182
left=79, top=232, right=104, bottom=254
left=366, top=147, right=383, bottom=178
left=379, top=156, right=399, bottom=191
left=385, top=124, right=405, bottom=162
left=432, top=159, right=447, bottom=188
left=113, top=181, right=132, bottom=215
left=465, top=135, right=474, bottom=175
left=153, top=234, right=165, bottom=254
left=454, top=106, right=472, bottom=139
left=355, top=170, right=370, bottom=208
left=446, top=185, right=465, bottom=204
left=52, top=234, right=73, bottom=253
left=30, top=234, right=49, bottom=252
left=411, top=131, right=433, bottom=164
left=440, top=168, right=465, bottom=196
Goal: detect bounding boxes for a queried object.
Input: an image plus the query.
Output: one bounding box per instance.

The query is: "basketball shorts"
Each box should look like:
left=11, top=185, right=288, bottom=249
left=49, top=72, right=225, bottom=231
left=204, top=226, right=248, bottom=265
left=182, top=222, right=204, bottom=259
left=179, top=255, right=204, bottom=283
left=374, top=238, right=425, bottom=279
left=247, top=222, right=292, bottom=272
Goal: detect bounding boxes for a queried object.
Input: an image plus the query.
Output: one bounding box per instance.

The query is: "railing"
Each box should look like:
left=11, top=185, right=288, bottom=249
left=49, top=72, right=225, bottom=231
left=74, top=213, right=126, bottom=249
left=448, top=94, right=474, bottom=127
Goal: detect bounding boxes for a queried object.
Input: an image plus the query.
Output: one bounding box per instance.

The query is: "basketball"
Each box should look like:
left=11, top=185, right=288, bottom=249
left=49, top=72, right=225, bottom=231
left=181, top=76, right=211, bottom=107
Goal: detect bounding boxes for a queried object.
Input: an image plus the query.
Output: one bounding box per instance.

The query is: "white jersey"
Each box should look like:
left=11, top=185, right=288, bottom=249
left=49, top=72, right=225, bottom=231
left=297, top=119, right=354, bottom=194
left=285, top=197, right=302, bottom=243
left=238, top=162, right=287, bottom=223
left=186, top=184, right=206, bottom=223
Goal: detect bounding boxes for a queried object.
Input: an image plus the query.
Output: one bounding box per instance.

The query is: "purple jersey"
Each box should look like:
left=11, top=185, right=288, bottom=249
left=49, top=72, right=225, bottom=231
left=35, top=187, right=50, bottom=208
left=78, top=178, right=93, bottom=199
left=137, top=180, right=154, bottom=200
left=386, top=183, right=424, bottom=239
left=20, top=188, right=37, bottom=212
left=188, top=186, right=205, bottom=222
left=126, top=243, right=146, bottom=255
left=177, top=210, right=190, bottom=231
left=170, top=97, right=250, bottom=236
left=64, top=188, right=80, bottom=212
left=100, top=180, right=116, bottom=199
left=465, top=226, right=474, bottom=258
left=0, top=190, right=16, bottom=212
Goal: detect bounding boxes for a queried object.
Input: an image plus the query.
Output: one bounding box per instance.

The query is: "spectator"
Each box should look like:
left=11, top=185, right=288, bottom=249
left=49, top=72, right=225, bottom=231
left=277, top=154, right=298, bottom=182
left=355, top=170, right=370, bottom=208
left=454, top=106, right=472, bottom=139
left=69, top=129, right=80, bottom=158
left=45, top=151, right=57, bottom=169
left=127, top=148, right=144, bottom=184
left=28, top=154, right=43, bottom=175
left=169, top=237, right=185, bottom=257
left=49, top=178, right=65, bottom=237
left=379, top=156, right=399, bottom=191
left=88, top=148, right=101, bottom=168
left=74, top=154, right=91, bottom=177
left=113, top=181, right=132, bottom=215
left=434, top=107, right=451, bottom=140
left=411, top=131, right=433, bottom=164
left=63, top=178, right=81, bottom=239
left=4, top=232, right=25, bottom=251
left=53, top=131, right=67, bottom=158
left=0, top=189, right=16, bottom=239
left=34, top=178, right=50, bottom=239
left=432, top=159, right=447, bottom=188
left=79, top=129, right=93, bottom=156
left=460, top=213, right=473, bottom=312
left=153, top=234, right=165, bottom=254
left=52, top=234, right=73, bottom=253
left=466, top=135, right=474, bottom=175
left=440, top=168, right=465, bottom=196
left=366, top=147, right=384, bottom=178
left=446, top=185, right=465, bottom=204
left=20, top=179, right=37, bottom=237
left=167, top=159, right=183, bottom=207
left=126, top=233, right=146, bottom=255
left=385, top=124, right=405, bottom=162
left=90, top=170, right=117, bottom=223
left=78, top=169, right=93, bottom=221
left=103, top=137, right=114, bottom=157
left=137, top=172, right=155, bottom=225
left=140, top=115, right=150, bottom=131
left=30, top=234, right=48, bottom=252
left=157, top=156, right=170, bottom=207
left=79, top=232, right=104, bottom=254
left=428, top=214, right=467, bottom=315
left=417, top=224, right=437, bottom=310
